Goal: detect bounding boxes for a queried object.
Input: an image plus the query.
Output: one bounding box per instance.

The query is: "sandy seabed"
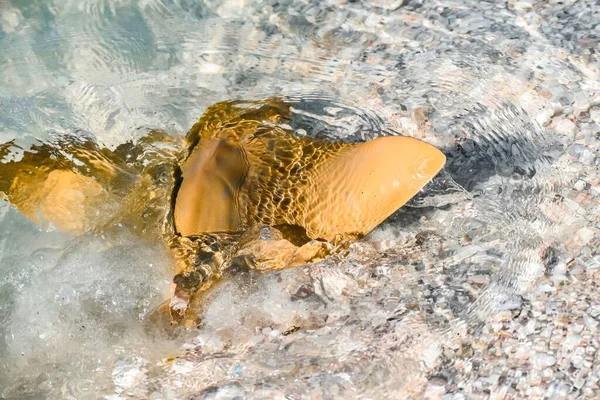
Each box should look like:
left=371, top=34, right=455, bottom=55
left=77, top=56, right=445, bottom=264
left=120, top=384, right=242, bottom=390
left=0, top=0, right=599, bottom=398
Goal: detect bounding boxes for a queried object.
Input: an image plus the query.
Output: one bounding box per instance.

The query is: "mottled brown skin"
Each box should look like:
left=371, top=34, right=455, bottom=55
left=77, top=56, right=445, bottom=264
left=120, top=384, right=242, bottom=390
left=0, top=98, right=446, bottom=328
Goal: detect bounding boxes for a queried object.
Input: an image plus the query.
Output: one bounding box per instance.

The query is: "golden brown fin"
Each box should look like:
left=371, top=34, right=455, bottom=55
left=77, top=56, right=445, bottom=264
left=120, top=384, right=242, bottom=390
left=301, top=136, right=446, bottom=240
left=0, top=133, right=179, bottom=237
left=173, top=138, right=248, bottom=236
left=0, top=139, right=123, bottom=233
left=235, top=132, right=446, bottom=241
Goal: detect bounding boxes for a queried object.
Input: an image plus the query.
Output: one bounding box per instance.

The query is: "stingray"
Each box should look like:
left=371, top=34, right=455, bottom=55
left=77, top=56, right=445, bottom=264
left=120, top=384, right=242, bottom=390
left=0, top=98, right=445, bottom=327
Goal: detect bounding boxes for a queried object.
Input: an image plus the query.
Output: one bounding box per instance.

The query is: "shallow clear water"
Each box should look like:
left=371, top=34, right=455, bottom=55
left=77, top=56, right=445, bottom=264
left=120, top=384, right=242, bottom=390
left=1, top=0, right=599, bottom=398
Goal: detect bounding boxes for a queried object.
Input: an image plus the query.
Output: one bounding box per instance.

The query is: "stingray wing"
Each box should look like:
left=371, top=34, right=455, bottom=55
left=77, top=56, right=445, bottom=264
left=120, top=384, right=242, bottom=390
left=301, top=136, right=446, bottom=241
left=174, top=128, right=445, bottom=240
left=239, top=132, right=446, bottom=241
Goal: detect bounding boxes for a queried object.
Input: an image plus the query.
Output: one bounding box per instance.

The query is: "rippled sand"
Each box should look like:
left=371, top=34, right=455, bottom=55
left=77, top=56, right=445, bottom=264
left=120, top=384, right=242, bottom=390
left=1, top=0, right=599, bottom=398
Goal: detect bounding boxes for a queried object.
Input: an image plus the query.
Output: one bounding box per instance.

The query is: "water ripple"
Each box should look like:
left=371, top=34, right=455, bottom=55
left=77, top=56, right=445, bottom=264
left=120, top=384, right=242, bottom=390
left=0, top=0, right=597, bottom=397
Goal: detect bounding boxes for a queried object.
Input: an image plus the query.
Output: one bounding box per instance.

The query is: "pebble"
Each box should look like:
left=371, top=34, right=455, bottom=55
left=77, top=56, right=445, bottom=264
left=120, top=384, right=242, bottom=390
left=571, top=354, right=585, bottom=369
left=0, top=10, right=21, bottom=32
left=541, top=368, right=553, bottom=381
left=363, top=0, right=405, bottom=10
left=584, top=315, right=599, bottom=330
left=573, top=227, right=596, bottom=247
left=511, top=1, right=533, bottom=11
left=580, top=149, right=597, bottom=165
left=574, top=375, right=586, bottom=389
left=554, top=118, right=577, bottom=135
left=574, top=180, right=587, bottom=191
left=536, top=105, right=561, bottom=126
left=530, top=354, right=556, bottom=368
left=468, top=275, right=489, bottom=285
left=567, top=144, right=588, bottom=159
left=493, top=311, right=513, bottom=323
left=590, top=107, right=600, bottom=124
left=547, top=382, right=570, bottom=399
left=459, top=139, right=476, bottom=153
left=562, top=334, right=581, bottom=351
left=572, top=322, right=585, bottom=334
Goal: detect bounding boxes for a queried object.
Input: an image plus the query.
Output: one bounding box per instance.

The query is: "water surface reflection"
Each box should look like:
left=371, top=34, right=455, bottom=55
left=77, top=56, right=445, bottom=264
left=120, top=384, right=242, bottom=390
left=1, top=0, right=598, bottom=398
